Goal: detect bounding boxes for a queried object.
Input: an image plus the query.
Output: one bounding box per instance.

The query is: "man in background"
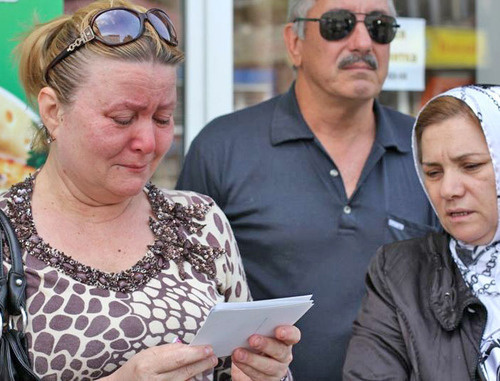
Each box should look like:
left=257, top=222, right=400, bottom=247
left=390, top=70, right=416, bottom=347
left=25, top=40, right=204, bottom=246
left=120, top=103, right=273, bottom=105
left=177, top=0, right=440, bottom=379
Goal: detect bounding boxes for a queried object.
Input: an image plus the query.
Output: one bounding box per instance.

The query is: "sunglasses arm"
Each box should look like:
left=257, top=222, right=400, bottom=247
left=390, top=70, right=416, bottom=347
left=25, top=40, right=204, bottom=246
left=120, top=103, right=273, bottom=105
left=44, top=26, right=96, bottom=83
left=293, top=17, right=321, bottom=23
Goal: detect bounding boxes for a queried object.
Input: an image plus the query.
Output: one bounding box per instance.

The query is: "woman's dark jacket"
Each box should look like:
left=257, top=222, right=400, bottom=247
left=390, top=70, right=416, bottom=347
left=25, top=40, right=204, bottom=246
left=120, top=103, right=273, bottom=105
left=343, top=232, right=488, bottom=381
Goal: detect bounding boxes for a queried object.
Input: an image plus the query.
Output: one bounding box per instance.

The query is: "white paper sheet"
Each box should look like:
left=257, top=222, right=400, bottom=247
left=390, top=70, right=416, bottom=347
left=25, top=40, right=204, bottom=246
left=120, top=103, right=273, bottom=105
left=190, top=295, right=314, bottom=357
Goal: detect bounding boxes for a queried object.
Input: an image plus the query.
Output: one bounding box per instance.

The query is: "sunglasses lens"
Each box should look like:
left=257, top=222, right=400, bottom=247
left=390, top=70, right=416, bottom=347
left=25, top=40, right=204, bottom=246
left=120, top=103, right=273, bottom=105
left=148, top=10, right=178, bottom=45
left=319, top=10, right=356, bottom=41
left=93, top=9, right=141, bottom=45
left=365, top=14, right=398, bottom=44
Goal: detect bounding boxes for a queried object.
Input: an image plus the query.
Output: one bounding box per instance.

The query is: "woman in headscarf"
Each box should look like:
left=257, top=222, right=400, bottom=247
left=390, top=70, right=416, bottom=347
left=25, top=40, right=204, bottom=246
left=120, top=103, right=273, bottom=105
left=343, top=84, right=500, bottom=381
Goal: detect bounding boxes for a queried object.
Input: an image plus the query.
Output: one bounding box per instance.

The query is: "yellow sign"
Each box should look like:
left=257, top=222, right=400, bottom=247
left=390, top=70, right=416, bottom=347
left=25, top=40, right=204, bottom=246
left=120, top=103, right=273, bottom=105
left=426, top=26, right=485, bottom=68
left=0, top=87, right=38, bottom=189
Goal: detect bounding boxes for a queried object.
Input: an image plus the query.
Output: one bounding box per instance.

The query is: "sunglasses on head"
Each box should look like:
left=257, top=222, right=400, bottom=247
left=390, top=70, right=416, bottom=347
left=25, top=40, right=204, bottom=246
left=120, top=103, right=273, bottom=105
left=294, top=9, right=400, bottom=44
left=44, top=7, right=178, bottom=82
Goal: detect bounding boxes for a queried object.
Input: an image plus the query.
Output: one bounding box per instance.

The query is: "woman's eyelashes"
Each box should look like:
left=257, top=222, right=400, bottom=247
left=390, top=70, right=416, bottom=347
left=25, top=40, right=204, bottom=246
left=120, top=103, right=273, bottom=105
left=423, top=161, right=490, bottom=179
left=112, top=117, right=133, bottom=126
left=422, top=166, right=442, bottom=179
left=110, top=114, right=172, bottom=127
left=153, top=115, right=172, bottom=127
left=462, top=162, right=485, bottom=172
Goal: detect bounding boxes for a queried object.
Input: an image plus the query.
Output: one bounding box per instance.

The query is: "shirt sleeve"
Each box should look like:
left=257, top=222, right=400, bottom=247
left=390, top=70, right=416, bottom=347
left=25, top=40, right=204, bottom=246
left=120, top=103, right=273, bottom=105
left=343, top=246, right=411, bottom=380
left=176, top=132, right=224, bottom=208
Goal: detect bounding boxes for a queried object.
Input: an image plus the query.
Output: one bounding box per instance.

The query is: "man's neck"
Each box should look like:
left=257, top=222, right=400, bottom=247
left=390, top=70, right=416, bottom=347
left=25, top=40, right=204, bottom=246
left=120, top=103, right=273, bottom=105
left=293, top=77, right=378, bottom=198
left=294, top=78, right=377, bottom=138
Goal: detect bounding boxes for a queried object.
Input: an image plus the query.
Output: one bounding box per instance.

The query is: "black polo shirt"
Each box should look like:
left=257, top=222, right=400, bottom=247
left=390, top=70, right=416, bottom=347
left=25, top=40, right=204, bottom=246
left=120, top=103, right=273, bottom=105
left=176, top=84, right=440, bottom=380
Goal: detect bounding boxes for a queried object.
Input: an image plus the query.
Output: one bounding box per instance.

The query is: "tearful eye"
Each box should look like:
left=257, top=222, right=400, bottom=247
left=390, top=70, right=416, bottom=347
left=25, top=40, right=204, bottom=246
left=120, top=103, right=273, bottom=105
left=110, top=112, right=135, bottom=126
left=113, top=118, right=133, bottom=126
left=154, top=115, right=172, bottom=127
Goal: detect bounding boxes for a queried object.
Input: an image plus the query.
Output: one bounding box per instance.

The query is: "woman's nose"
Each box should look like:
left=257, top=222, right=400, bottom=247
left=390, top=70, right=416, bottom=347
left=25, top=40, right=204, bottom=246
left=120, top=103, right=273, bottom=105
left=131, top=121, right=156, bottom=154
left=440, top=171, right=465, bottom=200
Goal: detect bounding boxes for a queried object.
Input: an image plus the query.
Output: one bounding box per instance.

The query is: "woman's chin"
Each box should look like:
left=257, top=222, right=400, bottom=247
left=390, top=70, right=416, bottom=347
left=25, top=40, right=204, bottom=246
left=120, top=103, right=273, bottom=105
left=451, top=231, right=494, bottom=246
left=105, top=179, right=150, bottom=199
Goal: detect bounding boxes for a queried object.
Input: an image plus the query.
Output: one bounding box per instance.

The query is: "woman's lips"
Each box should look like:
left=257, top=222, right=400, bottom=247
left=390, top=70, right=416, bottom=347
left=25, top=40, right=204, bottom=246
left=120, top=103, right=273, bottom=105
left=120, top=163, right=148, bottom=172
left=447, top=210, right=474, bottom=219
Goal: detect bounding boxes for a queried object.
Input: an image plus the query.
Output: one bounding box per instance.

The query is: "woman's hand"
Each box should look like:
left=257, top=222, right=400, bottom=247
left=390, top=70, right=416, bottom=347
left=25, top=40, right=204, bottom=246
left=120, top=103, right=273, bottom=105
left=104, top=343, right=217, bottom=381
left=231, top=325, right=300, bottom=380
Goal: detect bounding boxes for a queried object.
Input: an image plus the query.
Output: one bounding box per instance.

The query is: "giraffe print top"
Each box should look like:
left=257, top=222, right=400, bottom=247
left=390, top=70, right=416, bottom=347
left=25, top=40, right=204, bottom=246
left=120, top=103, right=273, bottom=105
left=0, top=175, right=251, bottom=381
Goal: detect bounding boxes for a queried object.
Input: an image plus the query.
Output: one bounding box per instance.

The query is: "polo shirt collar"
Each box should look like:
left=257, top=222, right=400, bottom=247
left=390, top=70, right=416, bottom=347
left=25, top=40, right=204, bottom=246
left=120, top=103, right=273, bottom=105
left=270, top=83, right=315, bottom=145
left=374, top=100, right=411, bottom=153
left=271, top=82, right=411, bottom=154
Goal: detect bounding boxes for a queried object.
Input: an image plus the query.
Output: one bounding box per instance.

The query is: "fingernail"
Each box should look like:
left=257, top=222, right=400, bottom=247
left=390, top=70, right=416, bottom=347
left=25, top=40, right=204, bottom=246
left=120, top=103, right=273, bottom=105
left=278, top=328, right=286, bottom=339
left=211, top=355, right=218, bottom=365
left=204, top=346, right=213, bottom=355
left=252, top=336, right=262, bottom=347
left=236, top=349, right=247, bottom=361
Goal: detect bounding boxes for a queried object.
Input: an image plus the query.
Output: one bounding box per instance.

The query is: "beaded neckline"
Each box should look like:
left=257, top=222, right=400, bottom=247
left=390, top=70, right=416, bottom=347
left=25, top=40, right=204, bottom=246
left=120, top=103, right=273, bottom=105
left=5, top=175, right=224, bottom=293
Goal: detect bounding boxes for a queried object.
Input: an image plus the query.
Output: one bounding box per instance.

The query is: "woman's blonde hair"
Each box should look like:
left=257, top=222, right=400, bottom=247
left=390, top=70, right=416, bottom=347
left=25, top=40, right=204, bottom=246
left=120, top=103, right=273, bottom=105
left=16, top=0, right=184, bottom=152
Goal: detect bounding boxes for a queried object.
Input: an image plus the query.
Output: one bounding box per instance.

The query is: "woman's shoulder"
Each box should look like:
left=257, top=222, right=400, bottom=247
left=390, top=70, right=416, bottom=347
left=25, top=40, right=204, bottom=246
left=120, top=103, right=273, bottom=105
left=156, top=187, right=216, bottom=208
left=150, top=186, right=227, bottom=227
left=374, top=232, right=449, bottom=274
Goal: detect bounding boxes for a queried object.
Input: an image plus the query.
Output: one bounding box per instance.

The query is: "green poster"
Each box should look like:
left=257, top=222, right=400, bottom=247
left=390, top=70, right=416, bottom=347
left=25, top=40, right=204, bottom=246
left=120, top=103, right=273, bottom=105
left=0, top=0, right=63, bottom=101
left=0, top=0, right=62, bottom=190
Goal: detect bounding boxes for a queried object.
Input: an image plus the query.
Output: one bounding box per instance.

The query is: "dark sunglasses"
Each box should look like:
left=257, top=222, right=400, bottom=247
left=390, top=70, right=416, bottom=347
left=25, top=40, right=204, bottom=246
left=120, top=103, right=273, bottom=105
left=44, top=7, right=178, bottom=82
left=294, top=9, right=400, bottom=44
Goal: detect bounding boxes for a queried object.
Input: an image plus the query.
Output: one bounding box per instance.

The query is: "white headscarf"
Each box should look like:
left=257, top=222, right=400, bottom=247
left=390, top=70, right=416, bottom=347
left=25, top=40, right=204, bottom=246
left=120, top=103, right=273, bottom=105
left=412, top=85, right=500, bottom=380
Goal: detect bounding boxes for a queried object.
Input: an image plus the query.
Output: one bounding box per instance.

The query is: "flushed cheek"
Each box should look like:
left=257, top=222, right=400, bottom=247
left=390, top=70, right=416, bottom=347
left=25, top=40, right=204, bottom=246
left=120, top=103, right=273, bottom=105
left=156, top=130, right=175, bottom=155
left=82, top=127, right=125, bottom=154
left=93, top=143, right=128, bottom=164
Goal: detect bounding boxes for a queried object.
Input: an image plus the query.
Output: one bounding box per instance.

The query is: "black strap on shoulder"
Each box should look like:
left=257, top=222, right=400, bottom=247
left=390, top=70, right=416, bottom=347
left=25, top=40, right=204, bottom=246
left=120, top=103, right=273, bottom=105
left=0, top=210, right=27, bottom=321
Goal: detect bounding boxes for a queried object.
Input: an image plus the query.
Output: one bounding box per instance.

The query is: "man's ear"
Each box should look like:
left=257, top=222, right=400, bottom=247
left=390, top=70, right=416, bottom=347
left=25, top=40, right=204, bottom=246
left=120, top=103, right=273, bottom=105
left=283, top=23, right=303, bottom=69
left=38, top=87, right=62, bottom=139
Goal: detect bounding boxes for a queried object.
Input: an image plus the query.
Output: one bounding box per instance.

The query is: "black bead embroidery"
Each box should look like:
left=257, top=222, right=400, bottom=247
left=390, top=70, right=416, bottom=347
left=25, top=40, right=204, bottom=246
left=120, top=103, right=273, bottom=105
left=4, top=175, right=224, bottom=293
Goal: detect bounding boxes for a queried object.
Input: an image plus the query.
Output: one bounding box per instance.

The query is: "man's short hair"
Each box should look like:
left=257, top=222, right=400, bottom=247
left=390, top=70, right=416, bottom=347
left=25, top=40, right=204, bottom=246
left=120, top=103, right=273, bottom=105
left=288, top=0, right=397, bottom=39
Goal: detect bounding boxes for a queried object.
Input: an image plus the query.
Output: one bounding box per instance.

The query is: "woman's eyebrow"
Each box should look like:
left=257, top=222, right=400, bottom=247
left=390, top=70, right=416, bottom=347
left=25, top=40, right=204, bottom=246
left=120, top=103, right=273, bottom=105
left=421, top=152, right=490, bottom=166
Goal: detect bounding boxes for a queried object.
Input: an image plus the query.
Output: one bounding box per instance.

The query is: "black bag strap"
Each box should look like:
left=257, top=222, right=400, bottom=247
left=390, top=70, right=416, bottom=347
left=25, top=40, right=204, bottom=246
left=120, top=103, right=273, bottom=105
left=0, top=209, right=27, bottom=334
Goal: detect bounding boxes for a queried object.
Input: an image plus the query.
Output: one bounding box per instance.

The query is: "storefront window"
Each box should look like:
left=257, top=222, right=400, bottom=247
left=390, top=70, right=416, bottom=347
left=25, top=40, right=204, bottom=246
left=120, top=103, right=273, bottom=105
left=233, top=0, right=292, bottom=111
left=233, top=0, right=485, bottom=117
left=387, top=0, right=477, bottom=113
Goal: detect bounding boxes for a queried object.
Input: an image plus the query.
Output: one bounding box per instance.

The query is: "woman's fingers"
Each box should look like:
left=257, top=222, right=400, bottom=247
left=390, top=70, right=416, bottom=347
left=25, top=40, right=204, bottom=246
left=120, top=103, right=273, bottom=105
left=250, top=334, right=292, bottom=364
left=232, top=337, right=289, bottom=379
left=230, top=325, right=300, bottom=380
left=114, top=343, right=217, bottom=381
left=232, top=348, right=285, bottom=379
left=230, top=362, right=252, bottom=381
left=166, top=352, right=218, bottom=381
left=245, top=325, right=300, bottom=364
left=274, top=325, right=301, bottom=346
left=154, top=344, right=215, bottom=373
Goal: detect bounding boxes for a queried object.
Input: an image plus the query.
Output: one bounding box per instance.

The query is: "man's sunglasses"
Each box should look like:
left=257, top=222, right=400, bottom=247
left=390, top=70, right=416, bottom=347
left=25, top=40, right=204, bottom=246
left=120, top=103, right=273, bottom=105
left=44, top=7, right=178, bottom=82
left=294, top=10, right=400, bottom=44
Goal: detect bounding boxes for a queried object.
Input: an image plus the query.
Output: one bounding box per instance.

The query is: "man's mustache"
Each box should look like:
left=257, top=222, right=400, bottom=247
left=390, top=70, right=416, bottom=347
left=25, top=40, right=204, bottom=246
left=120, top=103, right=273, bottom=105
left=338, top=54, right=378, bottom=70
